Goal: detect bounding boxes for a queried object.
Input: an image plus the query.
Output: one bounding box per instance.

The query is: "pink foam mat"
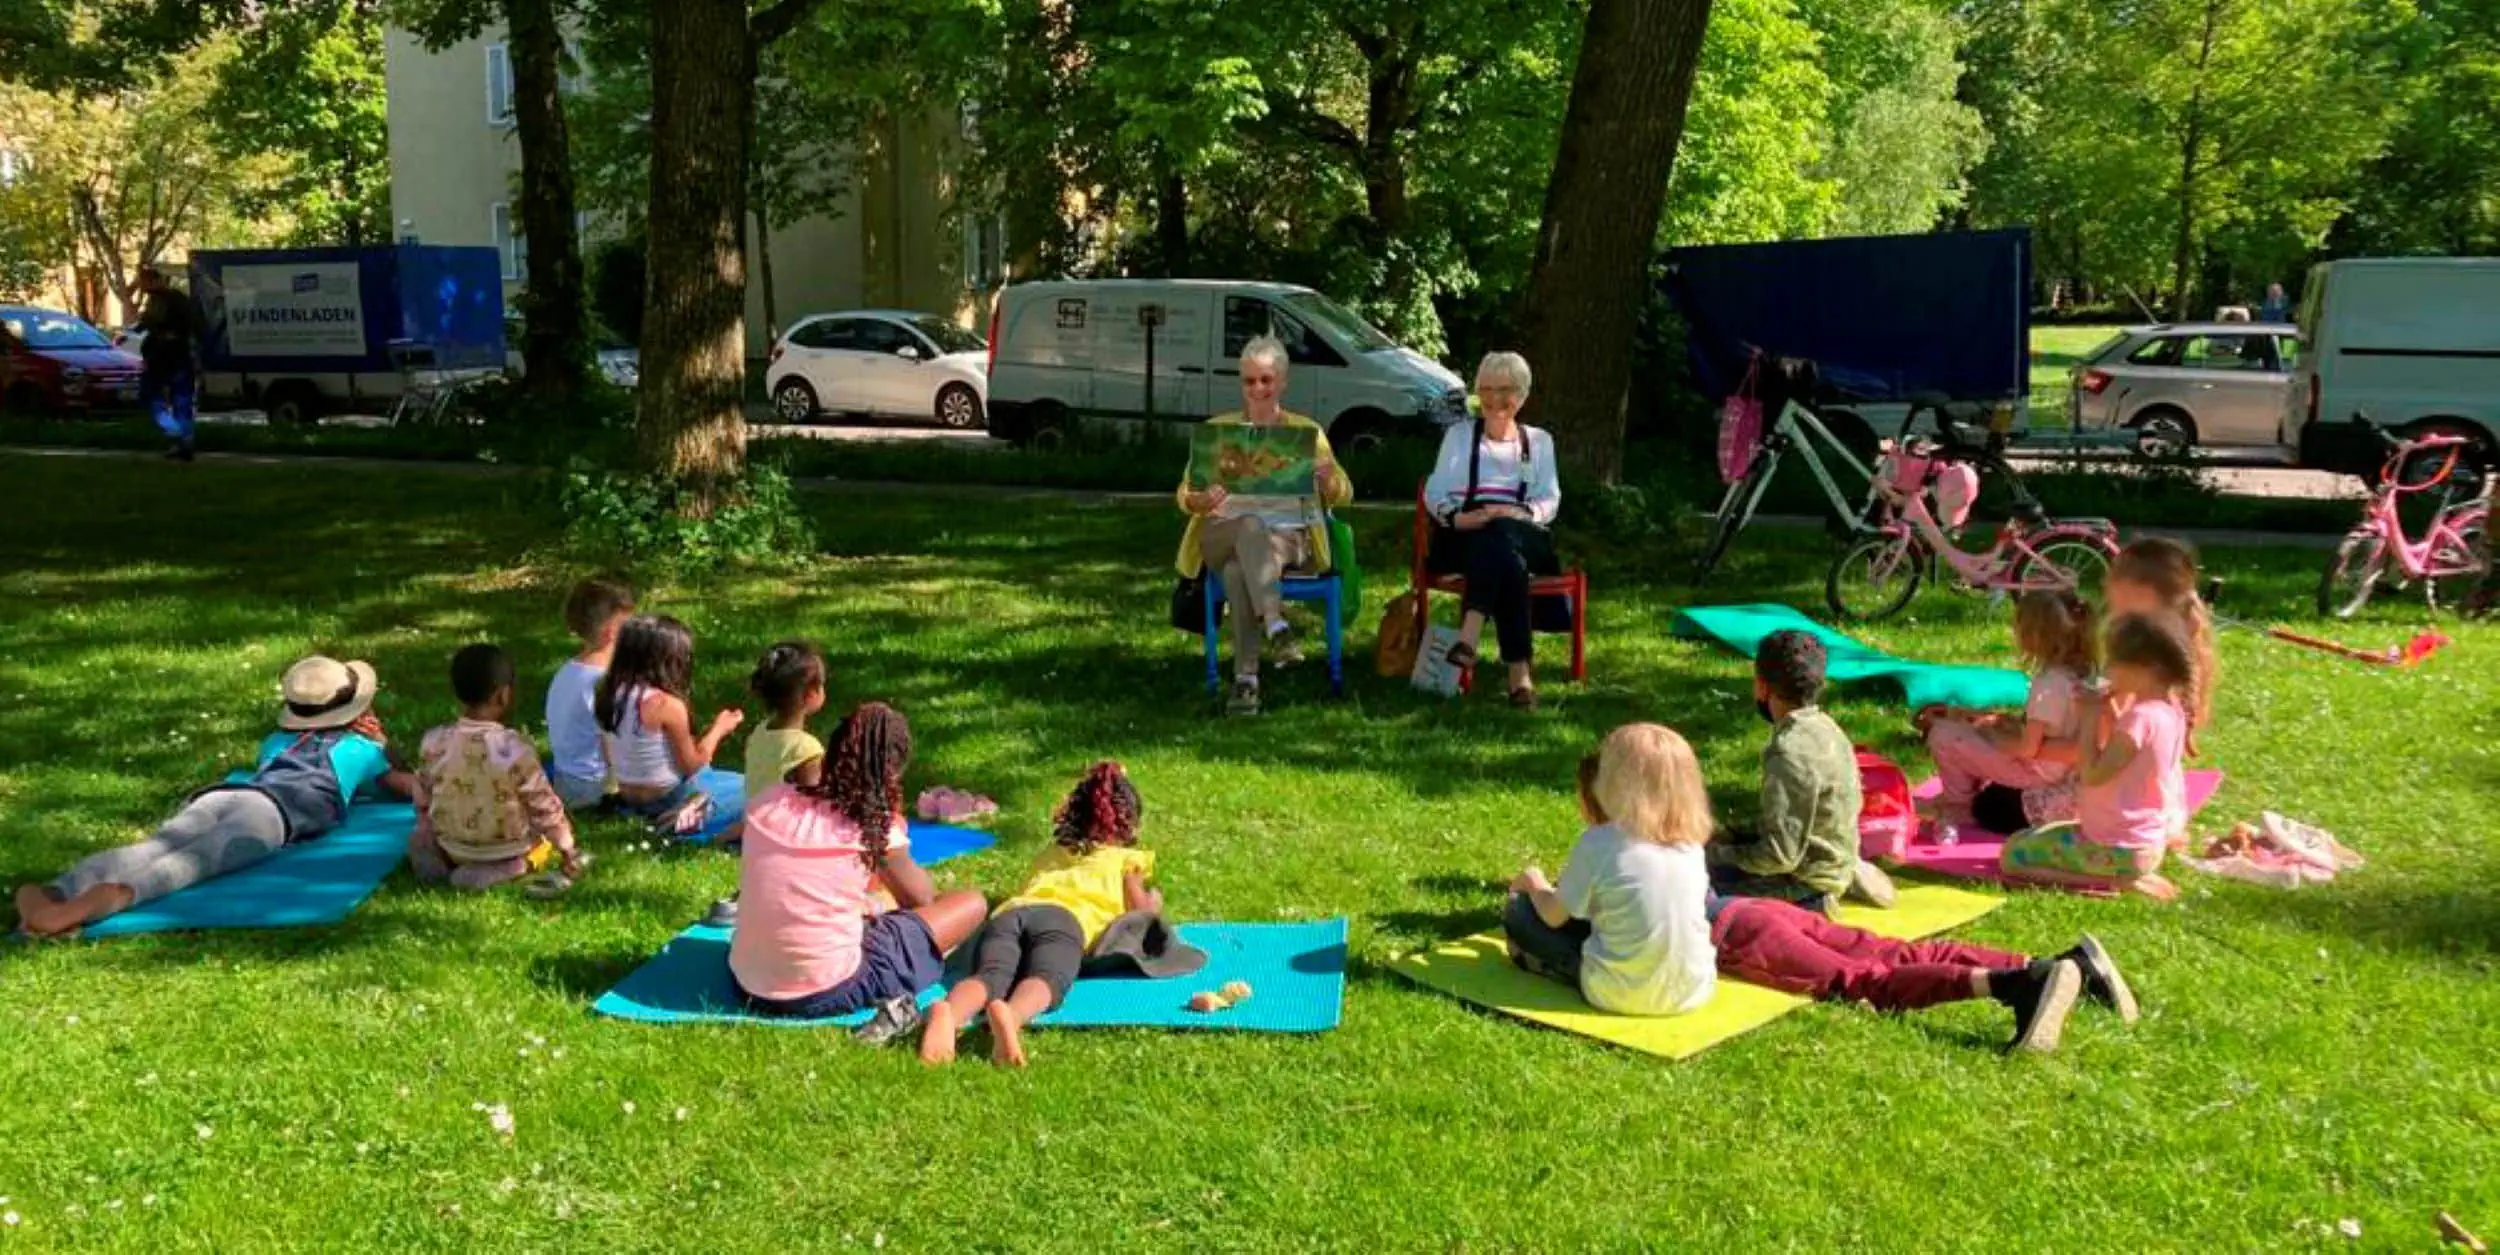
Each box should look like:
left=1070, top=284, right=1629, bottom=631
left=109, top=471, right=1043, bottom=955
left=1894, top=771, right=2225, bottom=893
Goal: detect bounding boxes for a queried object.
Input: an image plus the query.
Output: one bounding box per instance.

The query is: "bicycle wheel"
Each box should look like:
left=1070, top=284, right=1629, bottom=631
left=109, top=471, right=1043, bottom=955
left=2319, top=529, right=2388, bottom=619
left=2014, top=533, right=2116, bottom=602
left=2426, top=506, right=2489, bottom=614
left=1827, top=532, right=1924, bottom=621
left=1694, top=459, right=1772, bottom=585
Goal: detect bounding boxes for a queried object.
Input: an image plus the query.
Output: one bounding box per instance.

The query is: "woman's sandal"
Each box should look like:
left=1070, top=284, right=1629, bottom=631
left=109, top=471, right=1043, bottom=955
left=1508, top=685, right=1538, bottom=711
left=1446, top=641, right=1479, bottom=671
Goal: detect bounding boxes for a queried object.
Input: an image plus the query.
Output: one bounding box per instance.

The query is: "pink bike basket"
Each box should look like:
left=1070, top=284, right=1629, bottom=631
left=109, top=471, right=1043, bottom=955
left=1855, top=747, right=1917, bottom=861
left=1716, top=356, right=1764, bottom=484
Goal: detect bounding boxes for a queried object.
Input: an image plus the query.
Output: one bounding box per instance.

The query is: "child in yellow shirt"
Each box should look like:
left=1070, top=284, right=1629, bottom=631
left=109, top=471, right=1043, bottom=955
left=918, top=762, right=1174, bottom=1067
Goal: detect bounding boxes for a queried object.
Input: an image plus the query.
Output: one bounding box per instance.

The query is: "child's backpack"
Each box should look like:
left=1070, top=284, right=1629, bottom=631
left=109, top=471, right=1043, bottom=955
left=1855, top=747, right=1916, bottom=861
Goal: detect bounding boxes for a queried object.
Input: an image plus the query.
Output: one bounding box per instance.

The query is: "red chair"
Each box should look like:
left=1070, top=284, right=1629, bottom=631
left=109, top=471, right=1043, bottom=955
left=1409, top=479, right=1588, bottom=684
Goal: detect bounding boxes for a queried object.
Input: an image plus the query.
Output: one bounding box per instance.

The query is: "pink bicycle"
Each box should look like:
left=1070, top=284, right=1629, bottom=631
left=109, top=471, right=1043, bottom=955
left=1825, top=427, right=2119, bottom=621
left=2318, top=416, right=2490, bottom=618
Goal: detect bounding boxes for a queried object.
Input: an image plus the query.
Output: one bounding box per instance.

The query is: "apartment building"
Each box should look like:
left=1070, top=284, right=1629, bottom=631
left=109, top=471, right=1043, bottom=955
left=381, top=24, right=1000, bottom=355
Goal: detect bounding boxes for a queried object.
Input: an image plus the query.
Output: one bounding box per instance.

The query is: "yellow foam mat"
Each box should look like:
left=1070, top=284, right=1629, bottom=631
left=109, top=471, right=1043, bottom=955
left=1386, top=884, right=2005, bottom=1060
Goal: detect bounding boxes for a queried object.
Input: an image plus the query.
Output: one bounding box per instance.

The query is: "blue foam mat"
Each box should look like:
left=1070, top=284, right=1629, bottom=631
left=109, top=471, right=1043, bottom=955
left=671, top=768, right=996, bottom=863
left=80, top=797, right=418, bottom=939
left=592, top=918, right=1348, bottom=1033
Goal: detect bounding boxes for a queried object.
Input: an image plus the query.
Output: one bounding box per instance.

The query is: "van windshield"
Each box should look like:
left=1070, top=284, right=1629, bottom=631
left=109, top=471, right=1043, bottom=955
left=1281, top=292, right=1395, bottom=353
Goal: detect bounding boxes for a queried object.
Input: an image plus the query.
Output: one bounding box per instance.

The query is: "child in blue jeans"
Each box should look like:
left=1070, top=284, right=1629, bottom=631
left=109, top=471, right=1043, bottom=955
left=15, top=656, right=415, bottom=937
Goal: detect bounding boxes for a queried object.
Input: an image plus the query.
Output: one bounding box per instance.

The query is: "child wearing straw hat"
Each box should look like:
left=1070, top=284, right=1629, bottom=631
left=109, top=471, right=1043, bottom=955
left=13, top=655, right=415, bottom=938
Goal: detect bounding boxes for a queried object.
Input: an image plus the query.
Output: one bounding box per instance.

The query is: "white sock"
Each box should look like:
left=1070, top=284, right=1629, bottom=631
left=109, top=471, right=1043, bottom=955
left=1266, top=617, right=1290, bottom=638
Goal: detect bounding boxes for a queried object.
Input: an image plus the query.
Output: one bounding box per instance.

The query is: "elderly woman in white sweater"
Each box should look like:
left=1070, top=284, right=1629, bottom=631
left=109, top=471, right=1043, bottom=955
left=1422, top=351, right=1562, bottom=709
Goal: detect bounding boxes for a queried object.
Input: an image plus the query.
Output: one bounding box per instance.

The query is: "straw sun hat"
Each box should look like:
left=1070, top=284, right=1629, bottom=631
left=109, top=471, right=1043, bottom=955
left=277, top=655, right=378, bottom=731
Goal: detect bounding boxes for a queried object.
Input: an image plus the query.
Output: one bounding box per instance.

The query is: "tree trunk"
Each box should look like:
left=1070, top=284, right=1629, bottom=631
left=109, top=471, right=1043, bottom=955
left=756, top=202, right=778, bottom=342
left=506, top=0, right=590, bottom=406
left=1515, top=0, right=1716, bottom=487
left=637, top=0, right=754, bottom=502
left=2168, top=0, right=2222, bottom=322
left=1154, top=158, right=1190, bottom=276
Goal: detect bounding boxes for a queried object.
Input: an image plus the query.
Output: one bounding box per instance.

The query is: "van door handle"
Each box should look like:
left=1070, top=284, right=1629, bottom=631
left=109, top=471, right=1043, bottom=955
left=1177, top=365, right=1206, bottom=375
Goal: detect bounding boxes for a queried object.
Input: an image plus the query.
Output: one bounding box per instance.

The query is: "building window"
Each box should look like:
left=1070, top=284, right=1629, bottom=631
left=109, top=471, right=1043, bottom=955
left=962, top=213, right=1006, bottom=292
left=492, top=203, right=526, bottom=281
left=486, top=43, right=514, bottom=126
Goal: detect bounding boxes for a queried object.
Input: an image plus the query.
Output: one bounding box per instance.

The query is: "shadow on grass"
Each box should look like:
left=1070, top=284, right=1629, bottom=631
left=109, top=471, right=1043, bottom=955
left=528, top=947, right=654, bottom=1002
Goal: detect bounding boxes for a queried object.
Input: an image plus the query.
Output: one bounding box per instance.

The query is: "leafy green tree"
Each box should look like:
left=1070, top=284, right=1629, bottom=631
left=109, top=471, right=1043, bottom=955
left=208, top=0, right=390, bottom=247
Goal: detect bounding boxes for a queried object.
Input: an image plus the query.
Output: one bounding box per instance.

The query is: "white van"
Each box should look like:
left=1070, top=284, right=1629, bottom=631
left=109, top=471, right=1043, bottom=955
left=2283, top=257, right=2500, bottom=470
left=981, top=279, right=1468, bottom=448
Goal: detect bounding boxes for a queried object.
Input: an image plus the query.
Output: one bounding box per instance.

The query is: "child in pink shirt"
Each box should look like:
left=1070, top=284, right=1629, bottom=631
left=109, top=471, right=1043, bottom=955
left=1920, top=591, right=2098, bottom=833
left=727, top=702, right=986, bottom=1042
left=2000, top=613, right=2194, bottom=900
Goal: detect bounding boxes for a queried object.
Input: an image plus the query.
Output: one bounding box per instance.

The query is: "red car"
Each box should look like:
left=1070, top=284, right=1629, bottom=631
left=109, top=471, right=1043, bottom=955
left=0, top=305, right=145, bottom=415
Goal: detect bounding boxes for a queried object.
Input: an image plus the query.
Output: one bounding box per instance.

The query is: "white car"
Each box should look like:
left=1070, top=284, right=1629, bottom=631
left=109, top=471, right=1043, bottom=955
left=767, top=309, right=989, bottom=429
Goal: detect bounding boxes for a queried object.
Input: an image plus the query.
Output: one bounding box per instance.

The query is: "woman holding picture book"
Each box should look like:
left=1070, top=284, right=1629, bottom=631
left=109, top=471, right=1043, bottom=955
left=1423, top=352, right=1563, bottom=710
left=1175, top=335, right=1355, bottom=716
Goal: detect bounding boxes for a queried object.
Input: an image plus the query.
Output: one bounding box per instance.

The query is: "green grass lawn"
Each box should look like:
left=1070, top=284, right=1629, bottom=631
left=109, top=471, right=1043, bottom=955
left=1, top=452, right=2494, bottom=1251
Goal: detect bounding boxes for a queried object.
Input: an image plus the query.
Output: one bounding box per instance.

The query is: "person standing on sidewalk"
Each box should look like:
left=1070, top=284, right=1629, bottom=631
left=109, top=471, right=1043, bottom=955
left=135, top=265, right=202, bottom=461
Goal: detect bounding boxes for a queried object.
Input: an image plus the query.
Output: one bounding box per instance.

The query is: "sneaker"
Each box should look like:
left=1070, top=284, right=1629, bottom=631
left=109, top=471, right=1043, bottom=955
left=2063, top=934, right=2138, bottom=1024
left=1847, top=860, right=1898, bottom=909
left=703, top=896, right=740, bottom=928
left=852, top=994, right=924, bottom=1046
left=1267, top=630, right=1305, bottom=668
left=1227, top=679, right=1261, bottom=716
left=2005, top=959, right=2083, bottom=1055
left=523, top=869, right=577, bottom=900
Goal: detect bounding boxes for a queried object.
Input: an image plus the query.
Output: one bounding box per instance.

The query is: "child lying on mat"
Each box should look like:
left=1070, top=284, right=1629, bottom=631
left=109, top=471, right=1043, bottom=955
left=1918, top=591, right=2098, bottom=834
left=919, top=761, right=1192, bottom=1068
left=1505, top=724, right=2139, bottom=1053
left=595, top=614, right=742, bottom=835
left=1707, top=629, right=1892, bottom=911
left=729, top=702, right=987, bottom=1043
left=14, top=655, right=415, bottom=939
left=2000, top=613, right=2195, bottom=901
left=546, top=575, right=634, bottom=810
left=408, top=644, right=589, bottom=897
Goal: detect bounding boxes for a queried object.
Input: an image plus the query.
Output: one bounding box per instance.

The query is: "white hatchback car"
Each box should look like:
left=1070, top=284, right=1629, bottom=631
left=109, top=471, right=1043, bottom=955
left=767, top=309, right=989, bottom=429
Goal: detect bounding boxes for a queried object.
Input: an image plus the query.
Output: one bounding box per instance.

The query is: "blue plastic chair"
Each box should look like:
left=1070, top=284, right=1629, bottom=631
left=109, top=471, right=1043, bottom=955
left=1202, top=574, right=1346, bottom=695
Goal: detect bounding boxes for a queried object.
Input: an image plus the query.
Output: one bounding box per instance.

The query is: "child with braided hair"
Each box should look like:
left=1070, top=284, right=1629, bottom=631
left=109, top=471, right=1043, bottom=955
left=919, top=761, right=1173, bottom=1067
left=728, top=702, right=987, bottom=1042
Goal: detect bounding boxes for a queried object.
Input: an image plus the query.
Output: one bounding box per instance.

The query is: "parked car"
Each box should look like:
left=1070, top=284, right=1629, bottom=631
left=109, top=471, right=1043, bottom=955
left=501, top=312, right=640, bottom=389
left=2065, top=322, right=2301, bottom=457
left=767, top=309, right=988, bottom=429
left=2283, top=256, right=2500, bottom=473
left=0, top=306, right=145, bottom=415
left=982, top=279, right=1466, bottom=449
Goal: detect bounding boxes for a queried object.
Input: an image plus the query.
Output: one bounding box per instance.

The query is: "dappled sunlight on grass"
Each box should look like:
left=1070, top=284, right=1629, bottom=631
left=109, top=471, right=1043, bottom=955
left=0, top=451, right=2495, bottom=1249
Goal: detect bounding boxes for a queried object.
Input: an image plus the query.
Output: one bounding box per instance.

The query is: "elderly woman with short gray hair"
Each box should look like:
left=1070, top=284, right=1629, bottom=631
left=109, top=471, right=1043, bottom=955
left=1422, top=351, right=1562, bottom=709
left=1175, top=335, right=1355, bottom=716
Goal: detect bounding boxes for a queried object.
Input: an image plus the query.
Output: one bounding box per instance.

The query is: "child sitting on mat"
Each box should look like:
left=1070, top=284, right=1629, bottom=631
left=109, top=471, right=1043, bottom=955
left=14, top=655, right=415, bottom=938
left=1708, top=630, right=1889, bottom=912
left=729, top=702, right=988, bottom=1043
left=919, top=761, right=1193, bottom=1067
left=2107, top=538, right=2216, bottom=756
left=2000, top=613, right=2196, bottom=900
left=743, top=640, right=829, bottom=790
left=408, top=644, right=589, bottom=896
left=1919, top=591, right=2099, bottom=834
left=1503, top=724, right=1719, bottom=1017
left=546, top=575, right=634, bottom=810
left=594, top=614, right=742, bottom=834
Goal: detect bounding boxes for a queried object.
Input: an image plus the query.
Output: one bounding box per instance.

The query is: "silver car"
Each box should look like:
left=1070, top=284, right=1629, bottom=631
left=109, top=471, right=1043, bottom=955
left=2068, top=322, right=2301, bottom=456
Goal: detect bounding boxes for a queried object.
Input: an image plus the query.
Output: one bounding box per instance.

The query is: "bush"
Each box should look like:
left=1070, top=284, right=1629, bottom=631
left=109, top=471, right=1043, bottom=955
left=558, top=462, right=816, bottom=570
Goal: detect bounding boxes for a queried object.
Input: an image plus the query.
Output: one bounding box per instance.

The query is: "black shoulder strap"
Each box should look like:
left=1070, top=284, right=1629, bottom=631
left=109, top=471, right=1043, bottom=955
left=1465, top=419, right=1482, bottom=506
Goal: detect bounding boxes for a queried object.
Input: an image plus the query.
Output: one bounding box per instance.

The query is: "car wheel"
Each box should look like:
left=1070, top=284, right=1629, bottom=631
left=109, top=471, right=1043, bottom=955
left=264, top=382, right=325, bottom=427
left=2131, top=407, right=2196, bottom=460
left=933, top=382, right=982, bottom=430
left=2403, top=418, right=2494, bottom=469
left=1329, top=408, right=1391, bottom=454
left=5, top=382, right=51, bottom=417
left=1026, top=401, right=1070, bottom=450
left=772, top=379, right=819, bottom=425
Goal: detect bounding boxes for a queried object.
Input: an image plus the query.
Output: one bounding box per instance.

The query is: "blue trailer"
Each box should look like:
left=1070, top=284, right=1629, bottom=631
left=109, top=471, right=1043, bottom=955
left=1663, top=227, right=2036, bottom=452
left=189, top=245, right=506, bottom=424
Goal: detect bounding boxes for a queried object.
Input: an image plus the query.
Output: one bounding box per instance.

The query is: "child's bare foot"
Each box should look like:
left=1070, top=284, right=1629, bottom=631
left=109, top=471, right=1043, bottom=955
left=15, top=883, right=65, bottom=936
left=985, top=1000, right=1028, bottom=1068
left=16, top=883, right=100, bottom=938
left=2128, top=874, right=2180, bottom=902
left=918, top=1001, right=961, bottom=1066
